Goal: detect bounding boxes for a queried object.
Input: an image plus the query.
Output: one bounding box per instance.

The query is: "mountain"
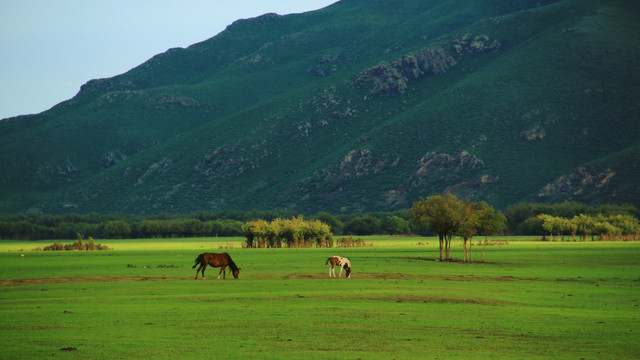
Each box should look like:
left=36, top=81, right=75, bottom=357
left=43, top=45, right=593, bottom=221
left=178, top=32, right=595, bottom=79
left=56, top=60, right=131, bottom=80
left=1, top=0, right=639, bottom=215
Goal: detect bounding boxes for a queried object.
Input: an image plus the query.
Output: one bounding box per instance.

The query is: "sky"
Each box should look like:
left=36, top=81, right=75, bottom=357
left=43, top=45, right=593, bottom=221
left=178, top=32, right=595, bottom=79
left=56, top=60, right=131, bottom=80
left=0, top=0, right=338, bottom=120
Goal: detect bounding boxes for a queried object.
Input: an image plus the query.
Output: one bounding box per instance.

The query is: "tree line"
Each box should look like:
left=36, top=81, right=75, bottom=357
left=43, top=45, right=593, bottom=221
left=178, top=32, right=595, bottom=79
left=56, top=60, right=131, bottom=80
left=0, top=201, right=637, bottom=241
left=529, top=213, right=639, bottom=241
left=504, top=202, right=640, bottom=237
left=0, top=210, right=412, bottom=240
left=410, top=195, right=640, bottom=262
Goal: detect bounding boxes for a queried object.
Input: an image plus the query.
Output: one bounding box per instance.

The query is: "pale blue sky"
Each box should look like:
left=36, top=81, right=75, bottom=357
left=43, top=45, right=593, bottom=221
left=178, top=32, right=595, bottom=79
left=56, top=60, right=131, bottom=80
left=0, top=0, right=337, bottom=120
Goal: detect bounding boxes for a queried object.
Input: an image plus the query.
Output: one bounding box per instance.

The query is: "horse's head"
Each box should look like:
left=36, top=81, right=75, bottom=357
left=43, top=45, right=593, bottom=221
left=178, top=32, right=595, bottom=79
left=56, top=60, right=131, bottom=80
left=345, top=266, right=352, bottom=278
left=232, top=268, right=241, bottom=279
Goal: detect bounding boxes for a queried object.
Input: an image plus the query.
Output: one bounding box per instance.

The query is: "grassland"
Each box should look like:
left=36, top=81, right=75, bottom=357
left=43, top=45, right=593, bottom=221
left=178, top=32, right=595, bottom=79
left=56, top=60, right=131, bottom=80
left=1, top=237, right=639, bottom=359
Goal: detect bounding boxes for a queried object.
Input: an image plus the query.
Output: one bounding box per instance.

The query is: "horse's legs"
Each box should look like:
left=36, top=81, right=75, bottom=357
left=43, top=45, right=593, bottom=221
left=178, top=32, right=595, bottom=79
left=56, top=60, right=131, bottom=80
left=201, top=264, right=208, bottom=279
left=194, top=265, right=201, bottom=279
left=329, top=264, right=334, bottom=277
left=195, top=264, right=207, bottom=279
left=338, top=264, right=344, bottom=277
left=218, top=266, right=225, bottom=279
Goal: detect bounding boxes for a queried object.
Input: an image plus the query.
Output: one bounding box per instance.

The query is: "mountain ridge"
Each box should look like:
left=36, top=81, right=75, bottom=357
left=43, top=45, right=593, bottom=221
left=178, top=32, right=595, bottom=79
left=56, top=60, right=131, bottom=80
left=1, top=0, right=638, bottom=215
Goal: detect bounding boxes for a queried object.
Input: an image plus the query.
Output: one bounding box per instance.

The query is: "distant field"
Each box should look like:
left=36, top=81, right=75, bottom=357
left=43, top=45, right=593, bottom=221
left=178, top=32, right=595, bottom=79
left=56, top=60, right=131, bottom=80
left=1, top=237, right=638, bottom=359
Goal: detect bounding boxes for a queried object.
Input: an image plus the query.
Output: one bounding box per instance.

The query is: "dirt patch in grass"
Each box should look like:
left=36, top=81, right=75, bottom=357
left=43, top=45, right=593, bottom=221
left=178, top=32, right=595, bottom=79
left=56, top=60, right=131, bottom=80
left=20, top=325, right=67, bottom=330
left=250, top=272, right=539, bottom=282
left=408, top=256, right=498, bottom=264
left=0, top=276, right=182, bottom=287
left=1, top=272, right=540, bottom=286
left=434, top=274, right=539, bottom=282
left=375, top=294, right=515, bottom=306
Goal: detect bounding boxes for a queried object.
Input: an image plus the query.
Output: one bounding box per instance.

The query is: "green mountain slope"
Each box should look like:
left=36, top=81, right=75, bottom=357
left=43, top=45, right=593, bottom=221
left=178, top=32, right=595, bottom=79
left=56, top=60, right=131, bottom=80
left=1, top=0, right=638, bottom=215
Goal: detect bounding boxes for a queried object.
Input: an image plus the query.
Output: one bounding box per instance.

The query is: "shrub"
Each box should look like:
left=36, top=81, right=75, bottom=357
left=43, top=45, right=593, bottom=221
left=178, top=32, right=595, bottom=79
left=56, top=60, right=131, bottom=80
left=41, top=234, right=110, bottom=251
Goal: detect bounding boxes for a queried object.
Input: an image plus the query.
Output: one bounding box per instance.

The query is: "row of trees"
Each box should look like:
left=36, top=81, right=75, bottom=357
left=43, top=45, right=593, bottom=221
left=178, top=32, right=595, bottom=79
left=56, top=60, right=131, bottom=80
left=0, top=217, right=244, bottom=240
left=0, top=211, right=413, bottom=240
left=410, top=193, right=506, bottom=262
left=0, top=201, right=638, bottom=241
left=243, top=217, right=333, bottom=248
left=535, top=213, right=639, bottom=241
left=504, top=202, right=639, bottom=234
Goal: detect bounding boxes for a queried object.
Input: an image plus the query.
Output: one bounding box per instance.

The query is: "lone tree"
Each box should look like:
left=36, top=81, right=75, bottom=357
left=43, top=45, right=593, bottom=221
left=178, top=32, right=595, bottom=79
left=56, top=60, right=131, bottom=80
left=411, top=194, right=506, bottom=262
left=410, top=192, right=462, bottom=261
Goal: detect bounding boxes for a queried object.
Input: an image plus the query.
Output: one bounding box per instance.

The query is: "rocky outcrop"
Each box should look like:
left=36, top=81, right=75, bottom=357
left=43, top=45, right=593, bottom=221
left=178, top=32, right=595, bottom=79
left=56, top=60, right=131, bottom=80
left=308, top=54, right=341, bottom=77
left=411, top=151, right=484, bottom=185
left=77, top=78, right=138, bottom=96
left=136, top=158, right=174, bottom=186
left=100, top=152, right=126, bottom=170
left=452, top=33, right=501, bottom=54
left=537, top=167, right=616, bottom=198
left=394, top=48, right=457, bottom=78
left=355, top=34, right=499, bottom=95
left=339, top=149, right=374, bottom=177
left=520, top=124, right=546, bottom=141
left=153, top=94, right=201, bottom=107
left=356, top=47, right=456, bottom=95
left=357, top=61, right=408, bottom=95
left=444, top=174, right=499, bottom=200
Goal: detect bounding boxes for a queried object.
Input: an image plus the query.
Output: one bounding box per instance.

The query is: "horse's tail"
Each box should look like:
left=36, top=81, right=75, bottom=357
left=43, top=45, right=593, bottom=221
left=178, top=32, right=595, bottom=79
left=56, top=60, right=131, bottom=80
left=325, top=257, right=331, bottom=265
left=192, top=253, right=204, bottom=268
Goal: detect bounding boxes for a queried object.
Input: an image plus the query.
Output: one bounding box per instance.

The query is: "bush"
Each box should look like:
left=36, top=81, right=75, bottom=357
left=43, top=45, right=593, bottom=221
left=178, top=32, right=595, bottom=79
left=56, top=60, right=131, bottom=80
left=41, top=234, right=110, bottom=251
left=336, top=236, right=370, bottom=247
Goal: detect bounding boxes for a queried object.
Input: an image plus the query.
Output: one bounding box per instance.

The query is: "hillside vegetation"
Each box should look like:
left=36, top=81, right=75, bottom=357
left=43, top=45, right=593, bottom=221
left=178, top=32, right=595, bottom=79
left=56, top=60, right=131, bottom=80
left=1, top=0, right=639, bottom=215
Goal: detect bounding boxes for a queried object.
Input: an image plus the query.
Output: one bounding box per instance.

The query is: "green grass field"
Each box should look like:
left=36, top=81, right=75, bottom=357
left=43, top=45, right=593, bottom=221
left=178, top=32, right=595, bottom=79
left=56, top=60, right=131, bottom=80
left=1, top=237, right=639, bottom=359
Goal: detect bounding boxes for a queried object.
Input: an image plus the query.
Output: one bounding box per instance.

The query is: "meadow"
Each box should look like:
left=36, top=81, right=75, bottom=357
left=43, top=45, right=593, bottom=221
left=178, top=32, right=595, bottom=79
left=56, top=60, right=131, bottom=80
left=1, top=236, right=639, bottom=359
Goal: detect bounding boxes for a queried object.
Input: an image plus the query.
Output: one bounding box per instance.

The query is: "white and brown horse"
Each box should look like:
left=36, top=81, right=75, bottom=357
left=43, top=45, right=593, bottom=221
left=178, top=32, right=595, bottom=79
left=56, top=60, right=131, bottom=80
left=325, top=256, right=352, bottom=278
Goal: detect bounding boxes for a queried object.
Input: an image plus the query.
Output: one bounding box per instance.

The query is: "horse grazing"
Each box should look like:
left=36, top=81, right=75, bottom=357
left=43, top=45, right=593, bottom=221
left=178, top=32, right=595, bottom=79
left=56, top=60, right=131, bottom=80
left=325, top=256, right=352, bottom=278
left=192, top=252, right=240, bottom=280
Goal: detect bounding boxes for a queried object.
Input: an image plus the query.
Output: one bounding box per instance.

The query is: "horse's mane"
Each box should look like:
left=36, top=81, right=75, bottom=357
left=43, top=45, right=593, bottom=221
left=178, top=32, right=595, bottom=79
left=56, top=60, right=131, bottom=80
left=226, top=253, right=239, bottom=272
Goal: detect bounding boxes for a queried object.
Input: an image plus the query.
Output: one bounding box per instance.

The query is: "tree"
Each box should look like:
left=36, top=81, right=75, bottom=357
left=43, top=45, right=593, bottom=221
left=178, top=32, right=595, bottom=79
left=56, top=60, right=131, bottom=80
left=565, top=218, right=578, bottom=241
left=605, top=214, right=640, bottom=240
left=382, top=215, right=410, bottom=235
left=103, top=220, right=131, bottom=239
left=572, top=214, right=595, bottom=242
left=343, top=215, right=382, bottom=235
left=457, top=202, right=478, bottom=263
left=475, top=201, right=506, bottom=262
left=243, top=219, right=273, bottom=248
left=540, top=214, right=558, bottom=241
left=411, top=192, right=462, bottom=261
left=182, top=219, right=206, bottom=237
left=314, top=212, right=344, bottom=235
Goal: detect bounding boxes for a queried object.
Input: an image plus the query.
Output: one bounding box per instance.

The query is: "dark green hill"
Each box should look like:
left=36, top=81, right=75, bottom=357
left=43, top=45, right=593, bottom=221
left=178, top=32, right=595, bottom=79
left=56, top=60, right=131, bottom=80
left=1, top=0, right=639, bottom=215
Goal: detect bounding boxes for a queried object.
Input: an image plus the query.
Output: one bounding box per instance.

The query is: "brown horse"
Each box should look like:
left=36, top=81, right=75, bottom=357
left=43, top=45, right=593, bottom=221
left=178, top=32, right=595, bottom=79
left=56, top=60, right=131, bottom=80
left=192, top=252, right=240, bottom=280
left=325, top=256, right=352, bottom=278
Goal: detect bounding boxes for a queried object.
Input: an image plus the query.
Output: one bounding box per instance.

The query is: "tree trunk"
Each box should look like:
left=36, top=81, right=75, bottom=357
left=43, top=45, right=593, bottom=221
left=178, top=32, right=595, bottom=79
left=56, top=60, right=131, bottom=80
left=469, top=240, right=473, bottom=263
left=482, top=235, right=488, bottom=262
left=439, top=235, right=444, bottom=261
left=463, top=239, right=467, bottom=263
